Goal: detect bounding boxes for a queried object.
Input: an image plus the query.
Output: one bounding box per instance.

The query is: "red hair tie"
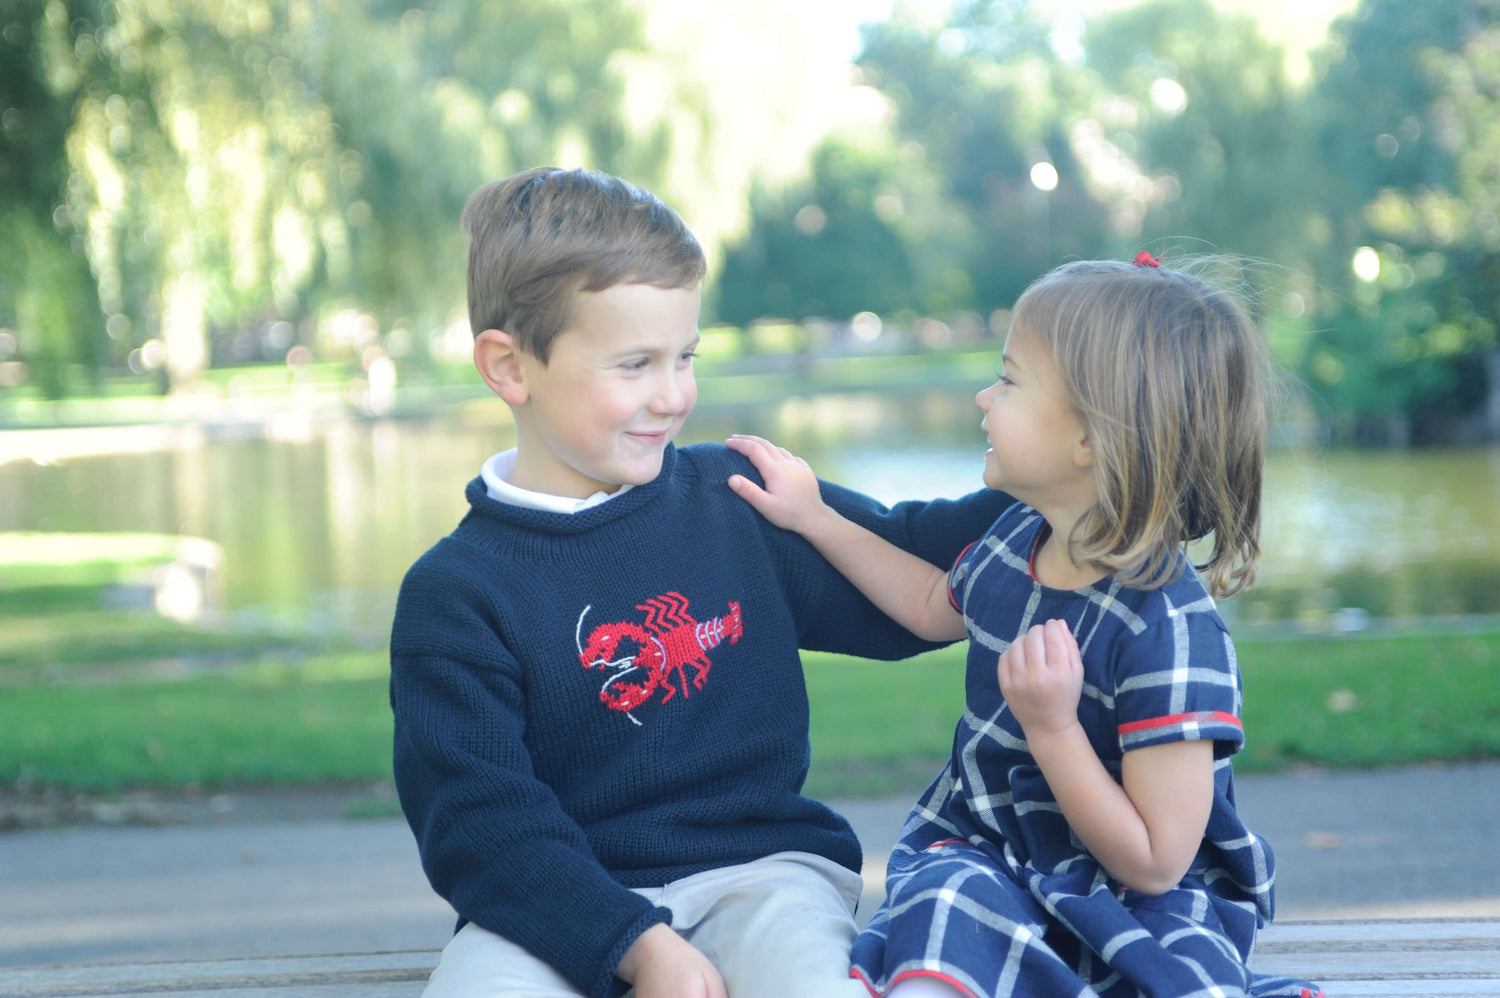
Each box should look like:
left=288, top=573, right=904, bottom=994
left=1133, top=250, right=1161, bottom=268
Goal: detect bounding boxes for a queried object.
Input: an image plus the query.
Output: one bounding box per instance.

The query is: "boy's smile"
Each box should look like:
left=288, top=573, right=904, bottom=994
left=507, top=283, right=701, bottom=499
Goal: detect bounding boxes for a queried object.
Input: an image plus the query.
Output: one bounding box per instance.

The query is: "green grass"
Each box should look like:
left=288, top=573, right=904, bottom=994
left=0, top=598, right=350, bottom=682
left=0, top=532, right=195, bottom=589
left=0, top=610, right=320, bottom=671
left=1234, top=632, right=1500, bottom=770
left=1, top=630, right=1495, bottom=797
left=803, top=632, right=1500, bottom=796
left=804, top=649, right=967, bottom=797
left=0, top=657, right=393, bottom=791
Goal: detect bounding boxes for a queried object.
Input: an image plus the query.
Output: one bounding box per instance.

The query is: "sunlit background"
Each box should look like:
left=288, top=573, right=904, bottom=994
left=2, top=0, right=1499, bottom=638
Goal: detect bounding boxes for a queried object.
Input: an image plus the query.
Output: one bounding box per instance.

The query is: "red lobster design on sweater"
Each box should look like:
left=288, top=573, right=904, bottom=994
left=575, top=591, right=743, bottom=725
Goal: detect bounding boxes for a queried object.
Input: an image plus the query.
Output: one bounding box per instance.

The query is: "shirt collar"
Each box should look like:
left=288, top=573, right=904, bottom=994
left=481, top=449, right=630, bottom=514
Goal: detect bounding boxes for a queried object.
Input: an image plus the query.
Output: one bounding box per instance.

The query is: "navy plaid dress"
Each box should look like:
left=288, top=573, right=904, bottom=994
left=849, top=504, right=1320, bottom=998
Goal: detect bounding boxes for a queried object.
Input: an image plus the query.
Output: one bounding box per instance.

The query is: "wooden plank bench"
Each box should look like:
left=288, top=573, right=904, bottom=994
left=1255, top=917, right=1500, bottom=996
left=2, top=918, right=1496, bottom=997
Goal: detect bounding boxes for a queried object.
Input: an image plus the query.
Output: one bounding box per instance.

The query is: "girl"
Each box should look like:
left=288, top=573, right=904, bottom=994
left=726, top=256, right=1321, bottom=998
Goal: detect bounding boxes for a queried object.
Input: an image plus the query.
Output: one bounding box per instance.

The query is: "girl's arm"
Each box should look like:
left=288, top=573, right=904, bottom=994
left=726, top=434, right=966, bottom=642
left=1001, top=619, right=1215, bottom=895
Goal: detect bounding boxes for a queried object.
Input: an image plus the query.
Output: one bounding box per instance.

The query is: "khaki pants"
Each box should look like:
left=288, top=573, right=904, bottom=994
left=423, top=851, right=871, bottom=998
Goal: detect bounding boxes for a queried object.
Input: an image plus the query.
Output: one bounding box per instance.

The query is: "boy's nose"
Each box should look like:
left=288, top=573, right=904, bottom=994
left=651, top=369, right=691, bottom=414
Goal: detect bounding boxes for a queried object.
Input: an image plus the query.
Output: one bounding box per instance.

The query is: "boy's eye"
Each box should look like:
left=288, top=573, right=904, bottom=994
left=621, top=357, right=650, bottom=371
left=679, top=349, right=698, bottom=362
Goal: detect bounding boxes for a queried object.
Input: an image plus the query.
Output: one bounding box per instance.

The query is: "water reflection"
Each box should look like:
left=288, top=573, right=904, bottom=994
left=2, top=391, right=1497, bottom=635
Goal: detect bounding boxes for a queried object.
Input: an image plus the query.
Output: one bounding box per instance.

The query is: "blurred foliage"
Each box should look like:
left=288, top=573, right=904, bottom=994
left=1, top=0, right=653, bottom=391
left=2, top=0, right=1499, bottom=443
left=1299, top=0, right=1500, bottom=442
left=1085, top=0, right=1310, bottom=265
left=720, top=0, right=1105, bottom=321
left=0, top=0, right=845, bottom=394
left=718, top=0, right=1500, bottom=443
left=716, top=138, right=925, bottom=323
left=0, top=0, right=109, bottom=396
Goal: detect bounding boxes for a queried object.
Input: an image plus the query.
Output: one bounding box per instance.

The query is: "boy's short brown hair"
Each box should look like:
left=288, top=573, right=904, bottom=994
left=462, top=167, right=707, bottom=362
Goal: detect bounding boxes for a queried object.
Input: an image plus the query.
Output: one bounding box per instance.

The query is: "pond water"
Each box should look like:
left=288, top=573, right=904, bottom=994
left=3, top=389, right=1498, bottom=638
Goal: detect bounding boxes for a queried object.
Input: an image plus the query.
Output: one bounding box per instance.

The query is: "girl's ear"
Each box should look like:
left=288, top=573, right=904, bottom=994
left=474, top=329, right=530, bottom=406
left=1073, top=432, right=1095, bottom=470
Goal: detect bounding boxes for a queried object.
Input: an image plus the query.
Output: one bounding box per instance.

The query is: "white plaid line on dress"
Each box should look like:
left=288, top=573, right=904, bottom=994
left=1081, top=681, right=1116, bottom=710
left=1117, top=667, right=1240, bottom=694
left=1168, top=594, right=1194, bottom=713
left=1084, top=580, right=1149, bottom=633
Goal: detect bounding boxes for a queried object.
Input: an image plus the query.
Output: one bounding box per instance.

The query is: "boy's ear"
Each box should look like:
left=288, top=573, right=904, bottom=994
left=474, top=329, right=530, bottom=406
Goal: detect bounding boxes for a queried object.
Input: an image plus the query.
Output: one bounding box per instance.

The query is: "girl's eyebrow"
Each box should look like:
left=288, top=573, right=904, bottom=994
left=1000, top=352, right=1022, bottom=375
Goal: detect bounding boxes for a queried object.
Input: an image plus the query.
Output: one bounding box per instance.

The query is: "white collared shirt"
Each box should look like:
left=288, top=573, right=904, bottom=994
left=481, top=449, right=629, bottom=514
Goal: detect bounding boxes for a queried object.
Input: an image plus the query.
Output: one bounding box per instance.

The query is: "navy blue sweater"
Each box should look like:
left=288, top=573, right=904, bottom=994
left=389, top=443, right=1007, bottom=997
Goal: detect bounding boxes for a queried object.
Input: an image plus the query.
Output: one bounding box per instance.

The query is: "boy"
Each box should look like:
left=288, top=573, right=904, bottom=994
left=389, top=167, right=1006, bottom=998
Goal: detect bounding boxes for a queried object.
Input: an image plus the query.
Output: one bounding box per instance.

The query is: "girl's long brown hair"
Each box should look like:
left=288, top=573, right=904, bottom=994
left=1013, top=259, right=1266, bottom=597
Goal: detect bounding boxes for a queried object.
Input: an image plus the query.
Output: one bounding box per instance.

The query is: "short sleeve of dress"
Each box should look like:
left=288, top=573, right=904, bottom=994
left=1111, top=601, right=1245, bottom=760
left=946, top=540, right=979, bottom=613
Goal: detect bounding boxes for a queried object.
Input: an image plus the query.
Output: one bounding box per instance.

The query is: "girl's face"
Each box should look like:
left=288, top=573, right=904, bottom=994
left=975, top=325, right=1096, bottom=512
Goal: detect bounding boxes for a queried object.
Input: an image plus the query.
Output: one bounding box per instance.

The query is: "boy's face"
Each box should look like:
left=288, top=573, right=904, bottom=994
left=509, top=283, right=701, bottom=499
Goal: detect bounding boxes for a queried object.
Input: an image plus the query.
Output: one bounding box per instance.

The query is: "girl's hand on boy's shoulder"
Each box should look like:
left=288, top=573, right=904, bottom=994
left=725, top=434, right=833, bottom=535
left=999, top=618, right=1084, bottom=738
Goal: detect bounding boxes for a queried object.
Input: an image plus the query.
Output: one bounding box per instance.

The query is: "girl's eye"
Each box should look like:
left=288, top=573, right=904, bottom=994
left=622, top=358, right=650, bottom=371
left=995, top=371, right=1013, bottom=386
left=679, top=349, right=698, bottom=363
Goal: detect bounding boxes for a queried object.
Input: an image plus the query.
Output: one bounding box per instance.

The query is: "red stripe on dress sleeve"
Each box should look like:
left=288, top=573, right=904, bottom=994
left=1118, top=711, right=1242, bottom=735
left=885, top=969, right=984, bottom=998
left=947, top=541, right=978, bottom=613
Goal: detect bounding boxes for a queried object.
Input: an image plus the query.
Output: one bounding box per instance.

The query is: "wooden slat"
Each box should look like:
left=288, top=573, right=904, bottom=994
left=1322, top=986, right=1500, bottom=997
left=1254, top=918, right=1500, bottom=997
left=0, top=951, right=439, bottom=997
left=3, top=919, right=1497, bottom=997
left=1261, top=918, right=1500, bottom=945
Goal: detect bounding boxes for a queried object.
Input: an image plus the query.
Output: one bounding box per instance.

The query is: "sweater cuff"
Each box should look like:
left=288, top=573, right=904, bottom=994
left=593, top=904, right=674, bottom=998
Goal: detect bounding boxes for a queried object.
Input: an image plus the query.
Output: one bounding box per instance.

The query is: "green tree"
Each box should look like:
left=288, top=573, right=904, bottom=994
left=857, top=0, right=1109, bottom=311
left=1083, top=0, right=1314, bottom=266
left=42, top=0, right=366, bottom=388
left=0, top=0, right=109, bottom=398
left=6, top=0, right=865, bottom=393
left=305, top=0, right=651, bottom=354
left=716, top=137, right=932, bottom=324
left=7, top=0, right=653, bottom=389
left=1301, top=0, right=1500, bottom=442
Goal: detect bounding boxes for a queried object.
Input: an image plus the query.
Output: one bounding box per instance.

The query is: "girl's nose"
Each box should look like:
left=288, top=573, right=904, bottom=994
left=976, top=384, right=994, bottom=411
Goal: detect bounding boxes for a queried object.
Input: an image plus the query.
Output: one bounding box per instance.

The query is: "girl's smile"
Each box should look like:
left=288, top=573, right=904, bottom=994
left=975, top=328, right=1094, bottom=513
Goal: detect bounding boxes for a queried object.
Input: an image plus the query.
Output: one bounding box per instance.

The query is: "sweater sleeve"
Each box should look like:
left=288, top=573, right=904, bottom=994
left=389, top=555, right=670, bottom=998
left=763, top=468, right=1011, bottom=659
